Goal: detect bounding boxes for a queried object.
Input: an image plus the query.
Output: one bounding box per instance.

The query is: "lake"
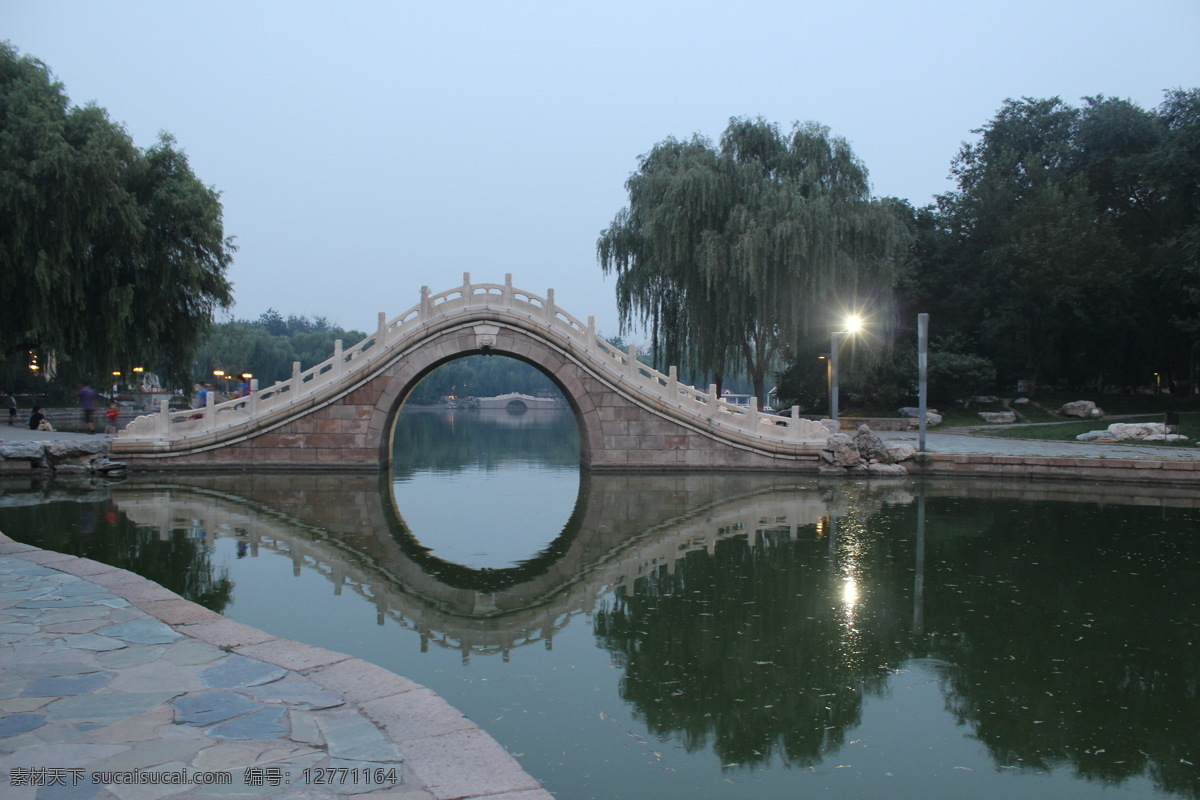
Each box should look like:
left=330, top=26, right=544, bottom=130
left=1, top=407, right=1197, bottom=799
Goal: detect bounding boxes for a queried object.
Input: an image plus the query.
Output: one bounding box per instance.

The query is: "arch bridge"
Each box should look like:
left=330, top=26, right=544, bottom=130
left=114, top=275, right=832, bottom=470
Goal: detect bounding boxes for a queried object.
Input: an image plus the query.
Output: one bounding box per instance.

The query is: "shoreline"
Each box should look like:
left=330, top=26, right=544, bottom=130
left=0, top=532, right=551, bottom=800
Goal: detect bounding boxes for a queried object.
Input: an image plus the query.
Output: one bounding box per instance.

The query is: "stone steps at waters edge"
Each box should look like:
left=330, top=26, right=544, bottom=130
left=907, top=452, right=1200, bottom=484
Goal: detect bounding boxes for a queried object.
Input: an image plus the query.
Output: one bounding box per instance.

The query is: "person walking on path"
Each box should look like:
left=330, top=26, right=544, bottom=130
left=5, top=391, right=15, bottom=426
left=78, top=381, right=97, bottom=434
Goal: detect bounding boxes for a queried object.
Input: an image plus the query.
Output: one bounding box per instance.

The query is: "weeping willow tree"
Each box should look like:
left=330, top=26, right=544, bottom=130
left=598, top=117, right=909, bottom=405
left=0, top=42, right=234, bottom=387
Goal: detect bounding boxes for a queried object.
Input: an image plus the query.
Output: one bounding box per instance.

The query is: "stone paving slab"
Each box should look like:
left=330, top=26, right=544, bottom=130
left=0, top=534, right=552, bottom=800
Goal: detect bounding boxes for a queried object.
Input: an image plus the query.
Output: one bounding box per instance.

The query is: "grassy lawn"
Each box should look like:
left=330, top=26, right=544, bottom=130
left=844, top=392, right=1199, bottom=447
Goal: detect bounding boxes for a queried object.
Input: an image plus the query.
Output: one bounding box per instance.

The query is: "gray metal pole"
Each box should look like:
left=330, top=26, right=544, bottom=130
left=830, top=331, right=840, bottom=422
left=918, top=313, right=929, bottom=453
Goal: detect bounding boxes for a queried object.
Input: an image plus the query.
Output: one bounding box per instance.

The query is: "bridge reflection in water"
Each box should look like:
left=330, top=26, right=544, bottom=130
left=7, top=473, right=1198, bottom=799
left=109, top=472, right=883, bottom=663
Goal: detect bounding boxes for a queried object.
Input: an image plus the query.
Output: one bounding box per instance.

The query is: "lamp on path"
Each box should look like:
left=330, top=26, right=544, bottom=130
left=830, top=315, right=863, bottom=422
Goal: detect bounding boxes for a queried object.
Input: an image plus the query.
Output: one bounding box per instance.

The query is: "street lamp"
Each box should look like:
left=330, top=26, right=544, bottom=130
left=818, top=353, right=831, bottom=414
left=830, top=315, right=863, bottom=422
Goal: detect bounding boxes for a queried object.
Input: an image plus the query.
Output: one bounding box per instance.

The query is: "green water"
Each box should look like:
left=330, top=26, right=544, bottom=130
left=1, top=407, right=1197, bottom=799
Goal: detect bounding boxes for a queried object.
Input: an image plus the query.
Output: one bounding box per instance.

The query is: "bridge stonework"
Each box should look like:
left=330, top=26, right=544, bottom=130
left=114, top=276, right=829, bottom=471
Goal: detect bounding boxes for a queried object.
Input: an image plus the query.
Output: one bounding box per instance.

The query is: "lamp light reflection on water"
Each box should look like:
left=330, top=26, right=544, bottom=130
left=841, top=577, right=859, bottom=607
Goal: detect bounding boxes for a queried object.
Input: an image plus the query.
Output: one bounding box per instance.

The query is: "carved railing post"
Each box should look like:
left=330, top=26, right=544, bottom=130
left=250, top=380, right=260, bottom=416
left=420, top=286, right=432, bottom=320
left=503, top=274, right=514, bottom=308
left=377, top=311, right=386, bottom=348
left=668, top=365, right=678, bottom=400
left=333, top=339, right=344, bottom=376
left=626, top=345, right=638, bottom=380
left=586, top=316, right=595, bottom=353
left=157, top=398, right=169, bottom=437
left=204, top=389, right=215, bottom=427
left=545, top=288, right=555, bottom=324
left=707, top=384, right=718, bottom=419
left=290, top=361, right=302, bottom=396
left=463, top=272, right=472, bottom=304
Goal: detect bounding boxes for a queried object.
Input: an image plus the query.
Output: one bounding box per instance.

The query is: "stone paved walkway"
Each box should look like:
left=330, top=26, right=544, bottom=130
left=0, top=536, right=550, bottom=800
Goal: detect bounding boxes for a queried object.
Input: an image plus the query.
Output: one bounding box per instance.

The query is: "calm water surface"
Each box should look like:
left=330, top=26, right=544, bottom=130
left=1, top=407, right=1198, bottom=799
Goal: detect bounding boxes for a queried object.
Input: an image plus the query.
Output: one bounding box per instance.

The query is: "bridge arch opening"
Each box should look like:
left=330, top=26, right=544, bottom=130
left=369, top=322, right=598, bottom=469
left=390, top=353, right=582, bottom=570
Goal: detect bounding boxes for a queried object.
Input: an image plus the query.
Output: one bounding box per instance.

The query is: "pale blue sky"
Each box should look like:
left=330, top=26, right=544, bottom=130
left=5, top=0, right=1198, bottom=337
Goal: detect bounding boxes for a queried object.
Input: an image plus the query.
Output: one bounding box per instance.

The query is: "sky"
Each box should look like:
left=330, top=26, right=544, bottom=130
left=5, top=0, right=1199, bottom=339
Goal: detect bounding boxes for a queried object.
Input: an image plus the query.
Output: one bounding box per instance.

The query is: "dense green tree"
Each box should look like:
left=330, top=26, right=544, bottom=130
left=940, top=98, right=1128, bottom=388
left=404, top=355, right=559, bottom=404
left=190, top=322, right=294, bottom=387
left=907, top=92, right=1199, bottom=394
left=0, top=43, right=234, bottom=387
left=598, top=117, right=909, bottom=405
left=1145, top=90, right=1200, bottom=343
left=192, top=313, right=365, bottom=388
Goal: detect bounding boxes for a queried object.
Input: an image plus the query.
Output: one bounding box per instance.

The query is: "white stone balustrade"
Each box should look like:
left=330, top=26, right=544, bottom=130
left=119, top=273, right=828, bottom=445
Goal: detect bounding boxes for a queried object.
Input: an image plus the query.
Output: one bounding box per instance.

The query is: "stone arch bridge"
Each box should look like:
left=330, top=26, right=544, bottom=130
left=114, top=275, right=831, bottom=470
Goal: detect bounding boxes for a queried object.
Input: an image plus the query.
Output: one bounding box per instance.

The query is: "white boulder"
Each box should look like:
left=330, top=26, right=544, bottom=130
left=1075, top=421, right=1189, bottom=442
left=1061, top=400, right=1105, bottom=418
left=898, top=407, right=942, bottom=426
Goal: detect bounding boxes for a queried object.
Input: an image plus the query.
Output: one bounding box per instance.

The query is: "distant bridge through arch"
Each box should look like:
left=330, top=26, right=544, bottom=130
left=114, top=275, right=831, bottom=471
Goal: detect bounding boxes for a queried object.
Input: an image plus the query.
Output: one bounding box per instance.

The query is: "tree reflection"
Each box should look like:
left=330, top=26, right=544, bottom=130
left=594, top=507, right=914, bottom=768
left=914, top=498, right=1200, bottom=798
left=593, top=488, right=1200, bottom=797
left=0, top=492, right=232, bottom=612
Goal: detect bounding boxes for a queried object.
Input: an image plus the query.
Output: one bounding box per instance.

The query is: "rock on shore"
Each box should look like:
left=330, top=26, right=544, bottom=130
left=818, top=425, right=914, bottom=476
left=0, top=439, right=111, bottom=473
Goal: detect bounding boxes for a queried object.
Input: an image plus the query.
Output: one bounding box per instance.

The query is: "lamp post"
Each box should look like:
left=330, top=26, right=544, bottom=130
left=917, top=313, right=929, bottom=452
left=818, top=353, right=831, bottom=415
left=829, top=315, right=863, bottom=422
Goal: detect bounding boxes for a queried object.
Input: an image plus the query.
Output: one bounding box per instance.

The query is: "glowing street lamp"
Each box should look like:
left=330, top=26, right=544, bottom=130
left=829, top=315, right=863, bottom=422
